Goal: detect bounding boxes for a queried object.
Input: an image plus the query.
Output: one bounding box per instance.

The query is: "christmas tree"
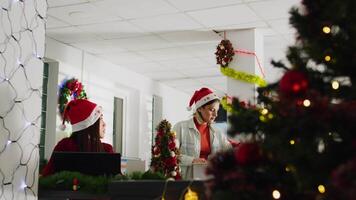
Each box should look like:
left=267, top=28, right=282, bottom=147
left=207, top=0, right=356, bottom=199
left=150, top=120, right=181, bottom=180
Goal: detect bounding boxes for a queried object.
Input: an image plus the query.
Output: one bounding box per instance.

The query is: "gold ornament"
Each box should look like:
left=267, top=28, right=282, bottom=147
left=184, top=188, right=199, bottom=200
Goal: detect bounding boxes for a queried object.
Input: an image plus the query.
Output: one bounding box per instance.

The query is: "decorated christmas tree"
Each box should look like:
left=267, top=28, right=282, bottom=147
left=207, top=0, right=356, bottom=199
left=150, top=120, right=181, bottom=180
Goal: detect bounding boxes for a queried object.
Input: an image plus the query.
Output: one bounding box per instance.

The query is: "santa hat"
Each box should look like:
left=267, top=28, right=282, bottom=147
left=62, top=99, right=102, bottom=132
left=187, top=87, right=219, bottom=111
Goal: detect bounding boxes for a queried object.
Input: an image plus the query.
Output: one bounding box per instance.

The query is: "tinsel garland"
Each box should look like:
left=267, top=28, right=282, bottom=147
left=220, top=96, right=233, bottom=113
left=220, top=66, right=267, bottom=87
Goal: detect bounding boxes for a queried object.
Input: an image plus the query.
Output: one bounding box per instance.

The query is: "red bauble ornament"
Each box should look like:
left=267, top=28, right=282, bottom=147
left=234, top=142, right=262, bottom=165
left=279, top=70, right=309, bottom=97
left=165, top=157, right=177, bottom=167
left=168, top=142, right=176, bottom=150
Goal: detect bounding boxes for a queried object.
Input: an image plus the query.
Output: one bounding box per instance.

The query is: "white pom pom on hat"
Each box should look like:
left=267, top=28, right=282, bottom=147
left=187, top=87, right=220, bottom=111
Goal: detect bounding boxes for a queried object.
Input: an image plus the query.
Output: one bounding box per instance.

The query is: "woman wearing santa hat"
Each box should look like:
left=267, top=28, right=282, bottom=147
left=173, top=87, right=231, bottom=179
left=41, top=99, right=114, bottom=176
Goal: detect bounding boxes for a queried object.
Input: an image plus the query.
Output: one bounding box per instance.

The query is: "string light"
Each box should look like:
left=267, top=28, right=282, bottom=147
left=331, top=80, right=339, bottom=90
left=318, top=185, right=326, bottom=194
left=25, top=121, right=31, bottom=127
left=261, top=108, right=268, bottom=115
left=20, top=181, right=27, bottom=189
left=184, top=188, right=198, bottom=200
left=268, top=113, right=274, bottom=119
left=259, top=115, right=267, bottom=122
left=272, top=190, right=281, bottom=199
left=303, top=99, right=311, bottom=107
left=322, top=26, right=331, bottom=34
left=290, top=140, right=295, bottom=145
left=324, top=55, right=331, bottom=62
left=285, top=166, right=291, bottom=172
left=1, top=1, right=45, bottom=199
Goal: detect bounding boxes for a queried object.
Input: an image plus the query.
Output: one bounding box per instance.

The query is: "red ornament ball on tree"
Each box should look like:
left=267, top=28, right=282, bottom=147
left=279, top=70, right=309, bottom=96
left=234, top=143, right=262, bottom=165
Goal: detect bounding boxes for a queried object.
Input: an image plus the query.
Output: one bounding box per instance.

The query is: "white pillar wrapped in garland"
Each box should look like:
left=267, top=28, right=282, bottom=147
left=225, top=29, right=264, bottom=103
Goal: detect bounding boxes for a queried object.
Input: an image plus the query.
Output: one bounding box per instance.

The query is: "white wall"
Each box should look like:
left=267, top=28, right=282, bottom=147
left=45, top=37, right=190, bottom=166
left=0, top=0, right=46, bottom=199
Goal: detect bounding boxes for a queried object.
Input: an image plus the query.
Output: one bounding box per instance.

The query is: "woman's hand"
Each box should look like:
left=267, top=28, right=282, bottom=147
left=192, top=158, right=207, bottom=164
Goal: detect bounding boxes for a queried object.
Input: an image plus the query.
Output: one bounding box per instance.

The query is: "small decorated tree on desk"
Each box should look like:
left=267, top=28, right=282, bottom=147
left=150, top=120, right=181, bottom=180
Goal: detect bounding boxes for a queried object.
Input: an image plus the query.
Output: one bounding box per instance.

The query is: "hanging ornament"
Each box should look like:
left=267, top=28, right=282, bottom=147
left=215, top=39, right=235, bottom=67
left=72, top=178, right=79, bottom=191
left=234, top=142, right=262, bottom=165
left=184, top=188, right=199, bottom=200
left=279, top=70, right=309, bottom=97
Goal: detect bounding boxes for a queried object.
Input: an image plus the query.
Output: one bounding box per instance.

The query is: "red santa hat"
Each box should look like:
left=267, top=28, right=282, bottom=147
left=62, top=99, right=102, bottom=132
left=187, top=87, right=219, bottom=111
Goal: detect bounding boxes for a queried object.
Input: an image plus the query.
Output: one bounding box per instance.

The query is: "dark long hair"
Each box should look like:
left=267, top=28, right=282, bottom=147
left=70, top=119, right=104, bottom=152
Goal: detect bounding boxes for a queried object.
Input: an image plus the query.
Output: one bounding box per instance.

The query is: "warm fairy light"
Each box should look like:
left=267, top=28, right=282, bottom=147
left=331, top=80, right=339, bottom=90
left=7, top=140, right=11, bottom=145
left=268, top=113, right=274, bottom=119
left=303, top=99, right=311, bottom=107
left=318, top=185, right=326, bottom=194
left=285, top=166, right=291, bottom=172
left=323, top=26, right=331, bottom=34
left=259, top=115, right=266, bottom=122
left=272, top=190, right=281, bottom=199
left=290, top=140, right=295, bottom=145
left=324, top=55, right=331, bottom=62
left=184, top=188, right=199, bottom=200
left=261, top=108, right=269, bottom=115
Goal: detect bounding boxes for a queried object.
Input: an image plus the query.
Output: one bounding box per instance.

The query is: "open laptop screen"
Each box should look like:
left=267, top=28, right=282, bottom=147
left=52, top=151, right=121, bottom=176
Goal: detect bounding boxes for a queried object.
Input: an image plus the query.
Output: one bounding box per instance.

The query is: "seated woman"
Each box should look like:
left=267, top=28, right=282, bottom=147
left=41, top=99, right=114, bottom=176
left=173, top=87, right=231, bottom=179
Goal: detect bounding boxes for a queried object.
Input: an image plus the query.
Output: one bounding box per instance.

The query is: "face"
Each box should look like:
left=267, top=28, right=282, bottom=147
left=197, top=101, right=220, bottom=124
left=99, top=114, right=106, bottom=139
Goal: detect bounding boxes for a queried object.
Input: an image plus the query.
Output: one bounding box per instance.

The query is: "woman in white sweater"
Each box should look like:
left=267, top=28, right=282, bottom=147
left=173, top=87, right=231, bottom=179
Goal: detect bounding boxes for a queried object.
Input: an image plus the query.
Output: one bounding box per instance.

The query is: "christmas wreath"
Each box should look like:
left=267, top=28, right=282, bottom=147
left=215, top=39, right=235, bottom=67
left=58, top=78, right=87, bottom=120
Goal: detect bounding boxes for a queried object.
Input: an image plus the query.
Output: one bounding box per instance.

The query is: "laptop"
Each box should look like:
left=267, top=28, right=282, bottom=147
left=52, top=152, right=121, bottom=176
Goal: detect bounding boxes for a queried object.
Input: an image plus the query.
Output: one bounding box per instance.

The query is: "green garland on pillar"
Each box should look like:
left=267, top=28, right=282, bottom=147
left=220, top=66, right=267, bottom=87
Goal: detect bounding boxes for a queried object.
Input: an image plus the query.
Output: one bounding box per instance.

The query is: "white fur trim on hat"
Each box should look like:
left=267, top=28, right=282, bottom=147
left=71, top=106, right=102, bottom=132
left=194, top=93, right=219, bottom=110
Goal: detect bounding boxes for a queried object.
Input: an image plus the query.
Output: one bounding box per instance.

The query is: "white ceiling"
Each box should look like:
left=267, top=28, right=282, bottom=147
left=46, top=0, right=300, bottom=96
